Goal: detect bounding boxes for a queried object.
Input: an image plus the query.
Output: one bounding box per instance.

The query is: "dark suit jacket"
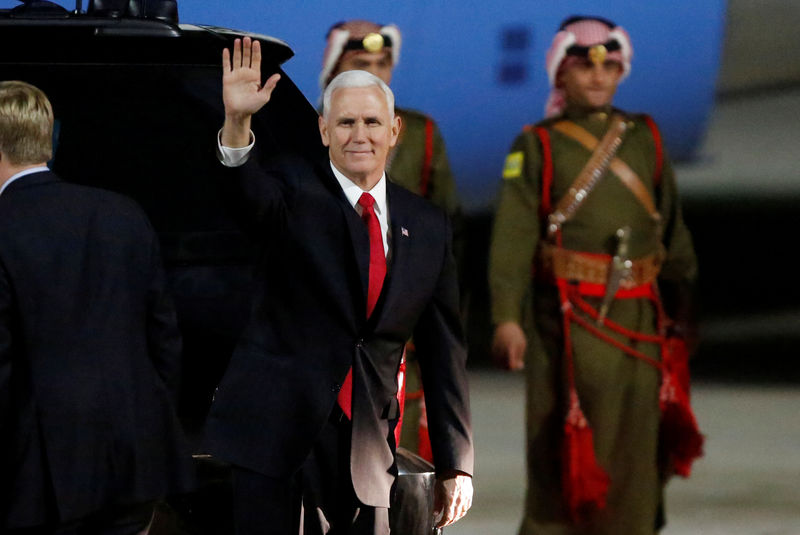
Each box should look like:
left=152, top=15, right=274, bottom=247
left=0, top=171, right=194, bottom=528
left=204, top=153, right=473, bottom=507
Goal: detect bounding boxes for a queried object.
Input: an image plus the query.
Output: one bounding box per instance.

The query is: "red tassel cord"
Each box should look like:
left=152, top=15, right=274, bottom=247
left=571, top=284, right=704, bottom=477
left=659, top=341, right=704, bottom=477
left=556, top=276, right=704, bottom=523
left=557, top=279, right=611, bottom=522
left=562, top=389, right=611, bottom=523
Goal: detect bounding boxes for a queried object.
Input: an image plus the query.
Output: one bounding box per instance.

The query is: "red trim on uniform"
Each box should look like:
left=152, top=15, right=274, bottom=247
left=394, top=355, right=406, bottom=445
left=420, top=118, right=434, bottom=198
left=534, top=126, right=553, bottom=218
left=572, top=281, right=656, bottom=300
left=643, top=115, right=664, bottom=186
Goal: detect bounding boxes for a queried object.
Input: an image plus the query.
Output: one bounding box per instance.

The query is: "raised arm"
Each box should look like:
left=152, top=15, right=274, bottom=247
left=221, top=36, right=281, bottom=148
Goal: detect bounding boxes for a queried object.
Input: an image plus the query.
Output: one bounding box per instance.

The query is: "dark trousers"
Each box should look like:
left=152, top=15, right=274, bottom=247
left=4, top=501, right=155, bottom=535
left=230, top=407, right=389, bottom=535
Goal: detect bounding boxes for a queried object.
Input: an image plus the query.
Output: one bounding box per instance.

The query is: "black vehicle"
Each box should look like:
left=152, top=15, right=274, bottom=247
left=2, top=0, right=323, bottom=433
left=1, top=2, right=440, bottom=533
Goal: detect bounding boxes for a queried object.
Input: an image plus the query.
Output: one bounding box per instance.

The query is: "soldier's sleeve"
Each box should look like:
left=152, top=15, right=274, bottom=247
left=488, top=131, right=543, bottom=326
left=656, top=148, right=699, bottom=332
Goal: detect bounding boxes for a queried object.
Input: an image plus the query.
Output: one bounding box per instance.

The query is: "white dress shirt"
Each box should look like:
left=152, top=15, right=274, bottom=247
left=328, top=162, right=389, bottom=257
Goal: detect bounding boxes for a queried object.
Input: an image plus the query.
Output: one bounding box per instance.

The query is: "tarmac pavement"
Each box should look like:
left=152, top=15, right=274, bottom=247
left=448, top=369, right=800, bottom=535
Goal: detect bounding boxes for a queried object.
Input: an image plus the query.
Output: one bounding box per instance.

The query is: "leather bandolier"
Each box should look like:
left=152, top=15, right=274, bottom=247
left=529, top=113, right=704, bottom=523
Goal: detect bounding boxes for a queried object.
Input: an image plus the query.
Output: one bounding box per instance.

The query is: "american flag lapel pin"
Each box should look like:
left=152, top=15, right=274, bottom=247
left=401, top=227, right=410, bottom=237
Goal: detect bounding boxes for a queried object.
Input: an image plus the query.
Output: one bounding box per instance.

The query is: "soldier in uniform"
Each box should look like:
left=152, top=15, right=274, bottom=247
left=489, top=16, right=700, bottom=534
left=319, top=19, right=463, bottom=460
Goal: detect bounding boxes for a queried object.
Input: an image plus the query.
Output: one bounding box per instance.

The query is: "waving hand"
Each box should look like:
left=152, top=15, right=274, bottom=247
left=221, top=36, right=281, bottom=147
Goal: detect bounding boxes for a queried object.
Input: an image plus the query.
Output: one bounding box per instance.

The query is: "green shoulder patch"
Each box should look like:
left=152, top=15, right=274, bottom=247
left=502, top=151, right=524, bottom=179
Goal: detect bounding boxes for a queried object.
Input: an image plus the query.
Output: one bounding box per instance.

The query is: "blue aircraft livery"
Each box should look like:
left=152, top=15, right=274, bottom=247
left=179, top=1, right=725, bottom=210
left=1, top=0, right=725, bottom=210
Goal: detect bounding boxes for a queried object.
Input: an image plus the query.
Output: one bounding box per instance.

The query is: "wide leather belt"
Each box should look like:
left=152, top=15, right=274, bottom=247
left=537, top=243, right=662, bottom=288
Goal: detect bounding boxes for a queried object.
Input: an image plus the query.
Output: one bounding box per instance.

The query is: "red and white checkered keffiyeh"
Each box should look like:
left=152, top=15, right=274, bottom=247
left=544, top=17, right=633, bottom=118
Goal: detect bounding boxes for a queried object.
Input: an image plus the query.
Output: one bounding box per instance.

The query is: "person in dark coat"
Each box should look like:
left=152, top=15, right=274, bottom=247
left=0, top=80, right=194, bottom=534
left=318, top=19, right=464, bottom=462
left=203, top=38, right=474, bottom=535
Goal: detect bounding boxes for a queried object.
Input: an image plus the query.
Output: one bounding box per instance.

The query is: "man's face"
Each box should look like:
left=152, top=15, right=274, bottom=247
left=334, top=50, right=394, bottom=85
left=557, top=59, right=623, bottom=109
left=319, top=85, right=400, bottom=188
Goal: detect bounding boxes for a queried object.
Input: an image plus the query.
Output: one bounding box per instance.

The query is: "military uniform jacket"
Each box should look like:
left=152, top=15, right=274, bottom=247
left=387, top=107, right=460, bottom=220
left=203, top=153, right=473, bottom=508
left=490, top=106, right=697, bottom=326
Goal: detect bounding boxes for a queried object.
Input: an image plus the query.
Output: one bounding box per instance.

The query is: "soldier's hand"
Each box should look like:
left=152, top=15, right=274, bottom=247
left=491, top=321, right=527, bottom=371
left=433, top=473, right=473, bottom=528
left=221, top=37, right=280, bottom=147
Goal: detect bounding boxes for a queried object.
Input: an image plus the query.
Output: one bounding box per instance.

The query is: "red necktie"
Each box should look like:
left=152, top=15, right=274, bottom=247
left=337, top=192, right=386, bottom=419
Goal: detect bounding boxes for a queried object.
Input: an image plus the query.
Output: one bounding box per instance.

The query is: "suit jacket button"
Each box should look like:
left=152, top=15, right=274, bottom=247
left=356, top=339, right=364, bottom=349
left=332, top=382, right=341, bottom=392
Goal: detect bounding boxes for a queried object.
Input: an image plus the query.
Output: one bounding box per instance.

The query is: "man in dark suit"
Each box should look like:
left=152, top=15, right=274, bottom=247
left=203, top=38, right=474, bottom=534
left=0, top=80, right=194, bottom=534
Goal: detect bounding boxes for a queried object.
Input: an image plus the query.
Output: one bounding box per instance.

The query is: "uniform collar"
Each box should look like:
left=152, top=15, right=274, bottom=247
left=562, top=103, right=615, bottom=122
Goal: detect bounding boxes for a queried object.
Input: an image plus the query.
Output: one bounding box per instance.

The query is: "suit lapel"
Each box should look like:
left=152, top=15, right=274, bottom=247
left=319, top=161, right=370, bottom=312
left=373, top=182, right=412, bottom=323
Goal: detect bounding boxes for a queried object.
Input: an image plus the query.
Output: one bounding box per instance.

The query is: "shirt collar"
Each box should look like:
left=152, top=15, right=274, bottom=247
left=329, top=161, right=387, bottom=217
left=0, top=166, right=50, bottom=197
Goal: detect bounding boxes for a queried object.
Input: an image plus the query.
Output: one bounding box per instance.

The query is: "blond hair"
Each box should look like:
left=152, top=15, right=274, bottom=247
left=0, top=81, right=54, bottom=165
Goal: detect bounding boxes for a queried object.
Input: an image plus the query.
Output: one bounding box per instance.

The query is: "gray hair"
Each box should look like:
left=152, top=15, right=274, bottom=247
left=322, top=70, right=395, bottom=119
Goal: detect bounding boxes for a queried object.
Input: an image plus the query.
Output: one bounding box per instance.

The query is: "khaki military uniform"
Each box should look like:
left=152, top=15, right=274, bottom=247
left=387, top=107, right=462, bottom=455
left=489, top=105, right=697, bottom=534
left=388, top=108, right=460, bottom=218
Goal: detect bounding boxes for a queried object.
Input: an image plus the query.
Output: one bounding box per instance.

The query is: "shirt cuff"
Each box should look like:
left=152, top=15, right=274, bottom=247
left=217, top=128, right=255, bottom=167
